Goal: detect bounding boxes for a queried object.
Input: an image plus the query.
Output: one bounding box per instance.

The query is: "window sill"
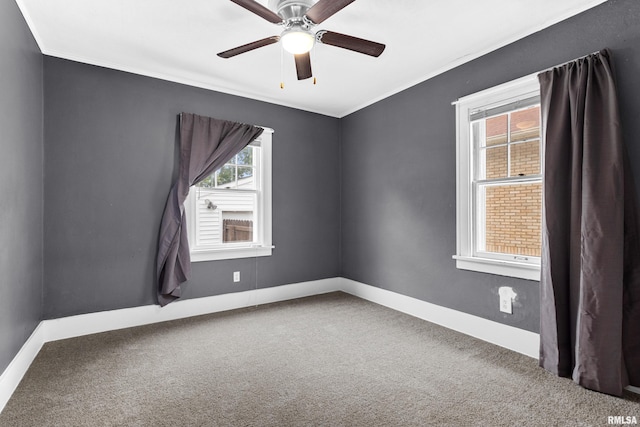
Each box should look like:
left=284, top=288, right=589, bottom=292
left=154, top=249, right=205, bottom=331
left=191, top=245, right=273, bottom=262
left=452, top=255, right=540, bottom=281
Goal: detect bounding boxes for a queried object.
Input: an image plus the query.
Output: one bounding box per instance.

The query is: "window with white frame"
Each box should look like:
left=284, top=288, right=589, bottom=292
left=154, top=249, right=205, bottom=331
left=453, top=75, right=541, bottom=280
left=185, top=128, right=273, bottom=262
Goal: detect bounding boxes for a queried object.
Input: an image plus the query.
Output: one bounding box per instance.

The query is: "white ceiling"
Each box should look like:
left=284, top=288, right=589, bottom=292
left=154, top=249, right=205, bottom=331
left=17, top=0, right=606, bottom=118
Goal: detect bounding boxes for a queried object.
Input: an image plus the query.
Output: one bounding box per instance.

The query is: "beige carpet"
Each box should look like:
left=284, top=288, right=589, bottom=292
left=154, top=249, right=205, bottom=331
left=0, top=292, right=638, bottom=426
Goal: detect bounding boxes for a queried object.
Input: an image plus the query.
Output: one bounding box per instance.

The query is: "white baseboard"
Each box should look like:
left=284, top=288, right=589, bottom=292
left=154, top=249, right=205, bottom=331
left=42, top=278, right=341, bottom=342
left=0, top=278, right=340, bottom=413
left=339, top=279, right=640, bottom=395
left=627, top=385, right=640, bottom=394
left=2, top=276, right=635, bottom=413
left=339, top=278, right=540, bottom=359
left=0, top=323, right=46, bottom=414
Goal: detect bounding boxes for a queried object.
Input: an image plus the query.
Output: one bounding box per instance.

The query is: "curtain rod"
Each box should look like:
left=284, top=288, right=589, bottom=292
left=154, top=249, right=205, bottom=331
left=452, top=50, right=604, bottom=106
left=537, top=50, right=603, bottom=74
left=177, top=112, right=274, bottom=133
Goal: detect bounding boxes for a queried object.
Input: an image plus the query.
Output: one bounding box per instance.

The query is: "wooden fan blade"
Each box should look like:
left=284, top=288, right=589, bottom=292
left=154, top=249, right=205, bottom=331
left=230, top=0, right=283, bottom=24
left=294, top=52, right=313, bottom=80
left=316, top=30, right=385, bottom=57
left=217, top=36, right=280, bottom=58
left=305, top=0, right=355, bottom=24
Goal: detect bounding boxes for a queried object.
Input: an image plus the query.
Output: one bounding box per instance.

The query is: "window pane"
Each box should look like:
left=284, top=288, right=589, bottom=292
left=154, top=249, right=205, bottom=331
left=215, top=165, right=236, bottom=187
left=194, top=191, right=256, bottom=247
left=511, top=106, right=540, bottom=142
left=237, top=166, right=253, bottom=180
left=477, top=182, right=542, bottom=257
left=236, top=147, right=254, bottom=166
left=185, top=129, right=272, bottom=262
left=237, top=166, right=255, bottom=190
left=222, top=211, right=253, bottom=243
left=196, top=175, right=215, bottom=188
left=485, top=114, right=508, bottom=147
left=511, top=140, right=541, bottom=176
left=484, top=146, right=508, bottom=179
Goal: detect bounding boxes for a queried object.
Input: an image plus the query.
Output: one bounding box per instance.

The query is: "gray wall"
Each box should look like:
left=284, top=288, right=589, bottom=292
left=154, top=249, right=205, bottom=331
left=43, top=58, right=340, bottom=318
left=0, top=1, right=44, bottom=373
left=7, top=0, right=640, bottom=341
left=340, top=0, right=640, bottom=333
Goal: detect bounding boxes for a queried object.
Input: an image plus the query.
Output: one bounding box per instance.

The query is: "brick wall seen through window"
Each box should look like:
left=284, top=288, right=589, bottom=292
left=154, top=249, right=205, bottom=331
left=479, top=106, right=541, bottom=257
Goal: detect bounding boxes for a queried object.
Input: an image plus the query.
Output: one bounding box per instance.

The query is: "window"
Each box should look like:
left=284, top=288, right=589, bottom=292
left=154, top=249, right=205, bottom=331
left=185, top=128, right=273, bottom=262
left=453, top=75, right=541, bottom=280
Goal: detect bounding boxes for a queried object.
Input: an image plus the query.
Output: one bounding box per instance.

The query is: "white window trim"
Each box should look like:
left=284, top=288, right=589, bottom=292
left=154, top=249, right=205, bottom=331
left=186, top=127, right=273, bottom=262
left=453, top=74, right=541, bottom=281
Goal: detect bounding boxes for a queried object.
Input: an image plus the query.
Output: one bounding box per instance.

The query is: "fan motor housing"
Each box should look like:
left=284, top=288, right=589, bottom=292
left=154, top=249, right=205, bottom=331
left=268, top=0, right=316, bottom=21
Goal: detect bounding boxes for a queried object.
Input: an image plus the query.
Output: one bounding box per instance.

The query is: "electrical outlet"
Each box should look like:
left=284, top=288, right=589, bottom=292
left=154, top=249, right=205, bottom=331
left=500, top=296, right=512, bottom=314
left=233, top=271, right=240, bottom=283
left=498, top=286, right=516, bottom=314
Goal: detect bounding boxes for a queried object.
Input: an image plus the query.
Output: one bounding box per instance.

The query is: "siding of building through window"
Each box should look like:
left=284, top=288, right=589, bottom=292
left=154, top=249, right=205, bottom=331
left=194, top=189, right=255, bottom=246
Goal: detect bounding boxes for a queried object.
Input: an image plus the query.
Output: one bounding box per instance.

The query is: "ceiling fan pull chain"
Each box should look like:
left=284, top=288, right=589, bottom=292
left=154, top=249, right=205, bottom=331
left=218, top=0, right=386, bottom=82
left=280, top=45, right=285, bottom=89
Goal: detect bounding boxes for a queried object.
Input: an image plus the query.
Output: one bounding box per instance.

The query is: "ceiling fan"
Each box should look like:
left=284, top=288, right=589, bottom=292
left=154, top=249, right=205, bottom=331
left=217, top=0, right=386, bottom=81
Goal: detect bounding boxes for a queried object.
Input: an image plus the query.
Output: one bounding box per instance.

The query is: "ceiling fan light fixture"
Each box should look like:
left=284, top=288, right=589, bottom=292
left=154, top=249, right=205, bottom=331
left=281, top=26, right=315, bottom=54
left=220, top=0, right=386, bottom=81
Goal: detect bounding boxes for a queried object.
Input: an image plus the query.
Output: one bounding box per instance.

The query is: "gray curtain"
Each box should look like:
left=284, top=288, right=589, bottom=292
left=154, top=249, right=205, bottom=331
left=538, top=49, right=640, bottom=396
left=156, top=113, right=264, bottom=306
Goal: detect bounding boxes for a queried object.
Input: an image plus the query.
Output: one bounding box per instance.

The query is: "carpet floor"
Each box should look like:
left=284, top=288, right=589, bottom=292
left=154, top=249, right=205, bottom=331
left=0, top=292, right=638, bottom=426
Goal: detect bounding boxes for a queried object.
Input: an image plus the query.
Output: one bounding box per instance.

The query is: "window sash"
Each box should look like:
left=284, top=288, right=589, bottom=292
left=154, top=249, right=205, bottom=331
left=453, top=73, right=541, bottom=281
left=472, top=178, right=542, bottom=265
left=472, top=105, right=542, bottom=182
left=211, top=145, right=260, bottom=190
left=471, top=104, right=542, bottom=265
left=185, top=129, right=273, bottom=262
left=193, top=189, right=258, bottom=248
